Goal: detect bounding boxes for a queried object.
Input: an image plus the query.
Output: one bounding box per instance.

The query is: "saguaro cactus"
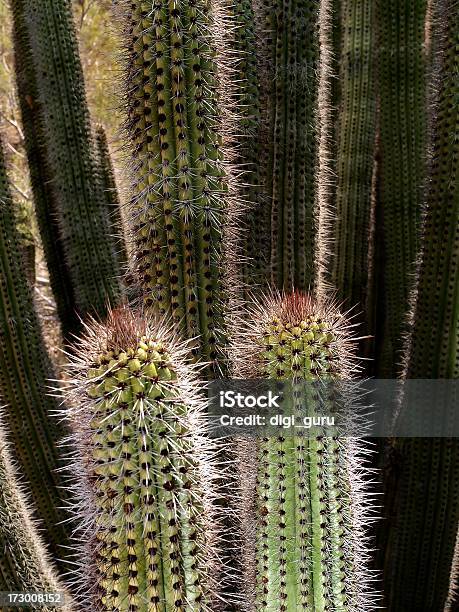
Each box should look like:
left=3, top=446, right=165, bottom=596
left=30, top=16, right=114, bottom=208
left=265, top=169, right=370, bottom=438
left=373, top=0, right=428, bottom=376
left=251, top=0, right=320, bottom=290
left=234, top=291, right=376, bottom=610
left=0, top=139, right=70, bottom=566
left=383, top=3, right=459, bottom=608
left=118, top=0, right=231, bottom=370
left=0, top=427, right=71, bottom=612
left=64, top=308, right=223, bottom=611
left=11, top=0, right=123, bottom=328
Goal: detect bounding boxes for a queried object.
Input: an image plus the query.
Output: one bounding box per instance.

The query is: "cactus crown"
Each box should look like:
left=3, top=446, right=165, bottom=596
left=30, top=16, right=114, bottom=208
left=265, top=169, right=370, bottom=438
left=64, top=308, right=223, bottom=611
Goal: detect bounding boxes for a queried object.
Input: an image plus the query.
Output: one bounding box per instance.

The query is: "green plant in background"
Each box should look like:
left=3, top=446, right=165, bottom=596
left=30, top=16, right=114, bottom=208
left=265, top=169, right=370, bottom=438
left=234, top=291, right=376, bottom=610
left=118, top=0, right=231, bottom=372
left=11, top=0, right=124, bottom=337
left=64, top=308, right=223, bottom=611
left=382, top=1, right=459, bottom=608
left=0, top=426, right=72, bottom=612
left=372, top=0, right=428, bottom=377
left=0, top=138, right=71, bottom=567
left=94, top=125, right=128, bottom=271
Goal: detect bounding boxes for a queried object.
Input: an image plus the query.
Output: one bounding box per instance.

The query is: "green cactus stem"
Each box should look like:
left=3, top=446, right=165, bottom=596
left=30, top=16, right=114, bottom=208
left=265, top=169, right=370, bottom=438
left=373, top=0, right=429, bottom=377
left=11, top=0, right=123, bottom=326
left=118, top=0, right=231, bottom=370
left=11, top=0, right=78, bottom=338
left=0, top=426, right=72, bottom=612
left=0, top=138, right=71, bottom=568
left=383, top=3, right=459, bottom=608
left=252, top=0, right=320, bottom=291
left=64, top=307, right=223, bottom=611
left=234, top=291, right=376, bottom=610
left=330, top=0, right=377, bottom=340
left=95, top=125, right=128, bottom=271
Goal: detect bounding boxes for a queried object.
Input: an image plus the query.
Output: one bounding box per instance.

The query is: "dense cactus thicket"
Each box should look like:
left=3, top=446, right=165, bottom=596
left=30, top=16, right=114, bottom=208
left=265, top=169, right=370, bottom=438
left=64, top=309, right=223, bottom=611
left=234, top=292, right=376, bottom=610
left=0, top=0, right=457, bottom=609
left=0, top=139, right=70, bottom=566
left=0, top=427, right=71, bottom=612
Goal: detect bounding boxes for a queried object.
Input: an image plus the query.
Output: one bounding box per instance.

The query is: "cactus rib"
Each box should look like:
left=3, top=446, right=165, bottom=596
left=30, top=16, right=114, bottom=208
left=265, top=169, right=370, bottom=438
left=64, top=307, right=223, bottom=611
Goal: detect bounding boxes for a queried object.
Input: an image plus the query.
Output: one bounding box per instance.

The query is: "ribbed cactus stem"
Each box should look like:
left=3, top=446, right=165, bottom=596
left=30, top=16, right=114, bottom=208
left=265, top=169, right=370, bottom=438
left=118, top=0, right=229, bottom=370
left=0, top=428, right=72, bottom=611
left=12, top=1, right=78, bottom=337
left=253, top=0, right=319, bottom=290
left=374, top=0, right=428, bottom=376
left=65, top=308, right=222, bottom=611
left=0, top=139, right=71, bottom=567
left=383, top=3, right=459, bottom=608
left=94, top=125, right=128, bottom=270
left=11, top=0, right=123, bottom=324
left=235, top=292, right=376, bottom=610
left=331, top=0, right=377, bottom=334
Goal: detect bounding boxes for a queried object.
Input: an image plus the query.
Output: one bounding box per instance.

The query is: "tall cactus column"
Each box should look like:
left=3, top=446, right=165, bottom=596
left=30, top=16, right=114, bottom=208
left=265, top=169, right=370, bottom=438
left=118, top=0, right=229, bottom=371
left=12, top=0, right=123, bottom=328
left=373, top=0, right=428, bottom=376
left=64, top=308, right=223, bottom=611
left=234, top=292, right=376, bottom=610
left=253, top=0, right=320, bottom=290
left=0, top=140, right=71, bottom=567
left=383, top=3, right=459, bottom=608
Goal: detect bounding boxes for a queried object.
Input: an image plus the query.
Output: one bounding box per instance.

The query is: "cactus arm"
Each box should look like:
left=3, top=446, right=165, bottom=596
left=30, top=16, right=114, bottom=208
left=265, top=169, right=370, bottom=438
left=236, top=292, right=376, bottom=610
left=65, top=308, right=222, bottom=611
left=11, top=1, right=78, bottom=337
left=373, top=0, right=428, bottom=376
left=254, top=0, right=319, bottom=290
left=383, top=3, right=459, bottom=608
left=0, top=140, right=71, bottom=567
left=0, top=429, right=72, bottom=611
left=12, top=0, right=123, bottom=322
left=94, top=126, right=128, bottom=271
left=119, top=0, right=227, bottom=369
left=331, top=0, right=377, bottom=325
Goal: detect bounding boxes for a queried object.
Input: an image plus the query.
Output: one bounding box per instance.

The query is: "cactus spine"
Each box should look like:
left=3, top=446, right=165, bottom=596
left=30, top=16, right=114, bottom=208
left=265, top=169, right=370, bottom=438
left=0, top=139, right=70, bottom=566
left=373, top=0, right=428, bottom=376
left=0, top=427, right=71, bottom=612
left=11, top=0, right=123, bottom=326
left=235, top=292, right=375, bottom=610
left=119, top=0, right=229, bottom=370
left=95, top=125, right=128, bottom=271
left=65, top=308, right=222, bottom=611
left=252, top=0, right=320, bottom=290
left=383, top=3, right=459, bottom=608
left=331, top=0, right=377, bottom=337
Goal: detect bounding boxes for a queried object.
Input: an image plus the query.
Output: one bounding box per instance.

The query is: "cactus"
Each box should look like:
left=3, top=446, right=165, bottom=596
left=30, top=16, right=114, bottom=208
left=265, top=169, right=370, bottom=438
left=234, top=291, right=376, bottom=610
left=11, top=0, right=123, bottom=327
left=64, top=307, right=223, bottom=611
left=117, top=0, right=231, bottom=371
left=0, top=138, right=71, bottom=567
left=11, top=1, right=78, bottom=338
left=94, top=125, right=128, bottom=272
left=330, top=0, right=377, bottom=342
left=383, top=2, right=459, bottom=608
left=0, top=426, right=72, bottom=612
left=250, top=0, right=320, bottom=291
left=373, top=0, right=429, bottom=376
